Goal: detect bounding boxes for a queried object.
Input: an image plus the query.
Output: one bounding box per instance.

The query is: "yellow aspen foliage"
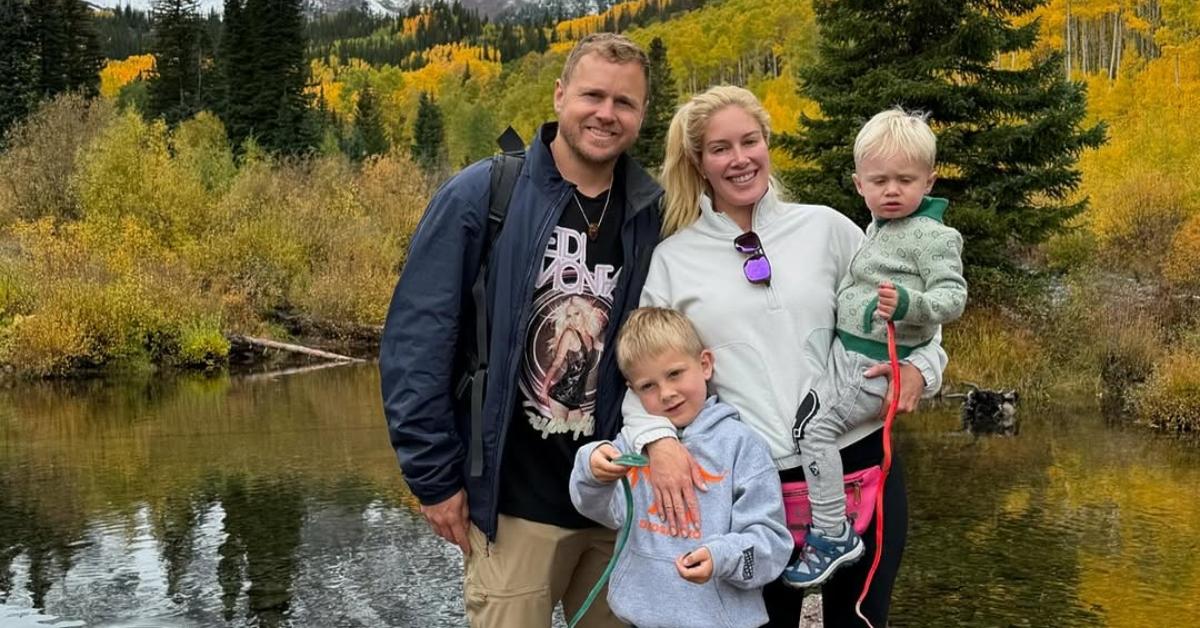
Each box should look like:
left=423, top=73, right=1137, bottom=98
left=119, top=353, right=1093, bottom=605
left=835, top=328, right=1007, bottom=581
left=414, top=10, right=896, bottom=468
left=1163, top=213, right=1200, bottom=291
left=401, top=12, right=432, bottom=37
left=553, top=0, right=671, bottom=41
left=1076, top=41, right=1200, bottom=273
left=401, top=43, right=500, bottom=98
left=99, top=55, right=156, bottom=99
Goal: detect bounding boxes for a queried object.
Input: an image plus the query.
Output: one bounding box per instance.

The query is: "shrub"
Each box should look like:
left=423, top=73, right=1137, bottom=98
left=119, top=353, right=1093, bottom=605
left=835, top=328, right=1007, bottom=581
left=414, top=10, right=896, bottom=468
left=73, top=111, right=211, bottom=244
left=943, top=307, right=1050, bottom=397
left=1162, top=212, right=1200, bottom=293
left=1134, top=345, right=1200, bottom=432
left=0, top=95, right=115, bottom=225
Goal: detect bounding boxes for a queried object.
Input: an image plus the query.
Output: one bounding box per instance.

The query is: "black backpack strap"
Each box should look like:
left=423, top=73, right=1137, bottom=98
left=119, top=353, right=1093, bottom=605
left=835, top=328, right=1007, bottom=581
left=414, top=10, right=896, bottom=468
left=465, top=133, right=524, bottom=478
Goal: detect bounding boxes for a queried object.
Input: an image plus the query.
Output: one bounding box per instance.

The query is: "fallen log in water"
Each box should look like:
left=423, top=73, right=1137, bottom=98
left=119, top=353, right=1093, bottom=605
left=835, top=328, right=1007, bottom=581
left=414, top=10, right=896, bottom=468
left=227, top=334, right=364, bottom=363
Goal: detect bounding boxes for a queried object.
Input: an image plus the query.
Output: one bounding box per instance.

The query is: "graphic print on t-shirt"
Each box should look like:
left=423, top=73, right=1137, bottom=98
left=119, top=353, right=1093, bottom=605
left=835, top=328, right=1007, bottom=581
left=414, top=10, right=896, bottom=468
left=519, top=225, right=620, bottom=439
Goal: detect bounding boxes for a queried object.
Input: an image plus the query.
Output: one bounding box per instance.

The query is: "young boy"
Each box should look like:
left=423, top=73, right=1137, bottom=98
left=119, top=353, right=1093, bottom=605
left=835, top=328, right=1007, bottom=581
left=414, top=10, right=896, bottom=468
left=782, top=107, right=968, bottom=588
left=569, top=307, right=793, bottom=628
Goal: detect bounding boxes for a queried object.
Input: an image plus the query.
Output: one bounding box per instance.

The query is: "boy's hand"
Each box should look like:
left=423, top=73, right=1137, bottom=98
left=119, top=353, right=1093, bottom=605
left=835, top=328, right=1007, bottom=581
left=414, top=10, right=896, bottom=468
left=675, top=547, right=713, bottom=584
left=589, top=443, right=626, bottom=483
left=876, top=281, right=898, bottom=321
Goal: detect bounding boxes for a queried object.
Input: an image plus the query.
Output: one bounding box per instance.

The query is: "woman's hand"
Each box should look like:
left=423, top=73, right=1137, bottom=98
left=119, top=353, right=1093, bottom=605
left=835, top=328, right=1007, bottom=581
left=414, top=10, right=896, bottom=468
left=864, top=361, right=925, bottom=415
left=645, top=438, right=708, bottom=537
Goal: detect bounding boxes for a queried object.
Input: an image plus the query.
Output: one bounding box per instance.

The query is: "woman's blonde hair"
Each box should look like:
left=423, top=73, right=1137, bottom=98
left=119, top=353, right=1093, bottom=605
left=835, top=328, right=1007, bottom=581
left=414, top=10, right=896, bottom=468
left=659, top=85, right=772, bottom=238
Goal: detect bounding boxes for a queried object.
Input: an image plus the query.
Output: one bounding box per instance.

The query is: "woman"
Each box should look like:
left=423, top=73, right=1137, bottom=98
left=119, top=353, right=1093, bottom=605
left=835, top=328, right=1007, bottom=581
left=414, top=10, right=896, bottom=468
left=621, top=85, right=946, bottom=626
left=540, top=295, right=604, bottom=431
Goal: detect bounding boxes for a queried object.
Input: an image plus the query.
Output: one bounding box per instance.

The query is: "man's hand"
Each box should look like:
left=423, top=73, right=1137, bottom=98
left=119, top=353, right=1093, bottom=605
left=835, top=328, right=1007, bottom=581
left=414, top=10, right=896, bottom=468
left=419, top=489, right=471, bottom=556
left=645, top=438, right=707, bottom=537
left=589, top=443, right=626, bottom=483
left=675, top=547, right=714, bottom=584
left=876, top=281, right=898, bottom=321
left=864, top=361, right=925, bottom=416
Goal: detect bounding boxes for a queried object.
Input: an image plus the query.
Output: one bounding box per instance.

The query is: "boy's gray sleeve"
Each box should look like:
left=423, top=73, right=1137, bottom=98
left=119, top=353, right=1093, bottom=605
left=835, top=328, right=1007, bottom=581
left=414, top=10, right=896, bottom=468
left=569, top=436, right=629, bottom=530
left=702, top=440, right=793, bottom=590
left=895, top=227, right=967, bottom=327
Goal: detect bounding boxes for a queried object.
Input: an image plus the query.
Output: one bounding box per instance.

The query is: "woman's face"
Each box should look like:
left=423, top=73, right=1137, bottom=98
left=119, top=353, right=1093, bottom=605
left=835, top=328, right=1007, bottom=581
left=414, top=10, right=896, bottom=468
left=565, top=302, right=585, bottom=330
left=699, top=105, right=770, bottom=216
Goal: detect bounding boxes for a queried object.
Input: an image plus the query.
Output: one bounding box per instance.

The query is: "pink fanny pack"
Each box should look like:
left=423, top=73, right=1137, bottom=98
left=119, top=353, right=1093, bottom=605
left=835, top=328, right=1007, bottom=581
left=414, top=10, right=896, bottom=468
left=780, top=465, right=882, bottom=544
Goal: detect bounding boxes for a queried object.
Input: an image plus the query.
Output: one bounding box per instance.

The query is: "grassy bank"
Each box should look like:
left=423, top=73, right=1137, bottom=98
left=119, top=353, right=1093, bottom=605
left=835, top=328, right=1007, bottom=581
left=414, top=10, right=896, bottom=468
left=0, top=95, right=426, bottom=377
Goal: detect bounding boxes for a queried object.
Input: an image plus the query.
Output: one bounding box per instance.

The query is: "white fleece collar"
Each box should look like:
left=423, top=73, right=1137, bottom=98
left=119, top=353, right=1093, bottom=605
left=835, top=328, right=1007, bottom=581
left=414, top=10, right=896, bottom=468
left=693, top=185, right=788, bottom=238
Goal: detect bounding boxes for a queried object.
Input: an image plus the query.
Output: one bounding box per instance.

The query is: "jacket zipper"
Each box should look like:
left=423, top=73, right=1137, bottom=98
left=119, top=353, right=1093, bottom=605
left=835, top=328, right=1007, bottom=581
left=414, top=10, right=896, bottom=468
left=486, top=188, right=570, bottom=539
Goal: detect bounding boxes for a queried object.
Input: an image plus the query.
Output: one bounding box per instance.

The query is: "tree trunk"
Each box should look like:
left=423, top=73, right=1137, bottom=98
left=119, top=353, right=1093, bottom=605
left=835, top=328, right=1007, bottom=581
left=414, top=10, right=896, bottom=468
left=227, top=335, right=364, bottom=363
left=1109, top=9, right=1122, bottom=81
left=1070, top=0, right=1080, bottom=78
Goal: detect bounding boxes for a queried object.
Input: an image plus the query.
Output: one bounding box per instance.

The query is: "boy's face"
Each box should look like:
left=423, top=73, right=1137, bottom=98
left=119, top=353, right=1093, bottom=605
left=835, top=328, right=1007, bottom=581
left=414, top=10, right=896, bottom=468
left=853, top=152, right=937, bottom=221
left=626, top=348, right=714, bottom=429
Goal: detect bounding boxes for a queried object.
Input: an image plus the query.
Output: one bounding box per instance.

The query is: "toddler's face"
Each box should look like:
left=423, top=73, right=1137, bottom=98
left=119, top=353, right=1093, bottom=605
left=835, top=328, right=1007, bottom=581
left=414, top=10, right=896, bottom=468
left=626, top=348, right=713, bottom=429
left=853, top=153, right=936, bottom=221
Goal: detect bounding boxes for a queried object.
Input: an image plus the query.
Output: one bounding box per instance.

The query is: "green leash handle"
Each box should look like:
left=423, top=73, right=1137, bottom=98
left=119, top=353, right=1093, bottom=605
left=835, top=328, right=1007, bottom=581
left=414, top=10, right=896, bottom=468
left=567, top=452, right=649, bottom=628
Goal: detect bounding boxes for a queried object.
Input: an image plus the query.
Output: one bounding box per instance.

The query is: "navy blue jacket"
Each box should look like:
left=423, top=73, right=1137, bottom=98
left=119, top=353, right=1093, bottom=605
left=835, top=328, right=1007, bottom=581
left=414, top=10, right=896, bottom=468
left=380, top=123, right=664, bottom=540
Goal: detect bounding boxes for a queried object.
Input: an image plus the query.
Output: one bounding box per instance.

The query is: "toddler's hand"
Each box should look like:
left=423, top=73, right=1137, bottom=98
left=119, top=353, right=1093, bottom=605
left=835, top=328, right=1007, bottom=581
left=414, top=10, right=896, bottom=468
left=589, top=443, right=626, bottom=483
left=675, top=547, right=713, bottom=584
left=876, top=281, right=898, bottom=321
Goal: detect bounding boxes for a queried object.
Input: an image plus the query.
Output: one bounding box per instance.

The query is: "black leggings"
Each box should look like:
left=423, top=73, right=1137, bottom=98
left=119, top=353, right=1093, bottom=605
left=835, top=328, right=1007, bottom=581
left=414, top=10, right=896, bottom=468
left=762, top=429, right=908, bottom=627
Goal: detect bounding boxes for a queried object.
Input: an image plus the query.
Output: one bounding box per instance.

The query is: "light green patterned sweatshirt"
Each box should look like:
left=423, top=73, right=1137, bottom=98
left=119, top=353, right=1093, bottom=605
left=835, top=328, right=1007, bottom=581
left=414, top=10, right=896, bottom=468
left=836, top=196, right=967, bottom=361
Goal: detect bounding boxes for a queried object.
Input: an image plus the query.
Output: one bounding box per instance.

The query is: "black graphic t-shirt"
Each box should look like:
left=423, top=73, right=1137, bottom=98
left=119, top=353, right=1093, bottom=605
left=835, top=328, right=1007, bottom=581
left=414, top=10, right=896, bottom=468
left=499, top=168, right=625, bottom=529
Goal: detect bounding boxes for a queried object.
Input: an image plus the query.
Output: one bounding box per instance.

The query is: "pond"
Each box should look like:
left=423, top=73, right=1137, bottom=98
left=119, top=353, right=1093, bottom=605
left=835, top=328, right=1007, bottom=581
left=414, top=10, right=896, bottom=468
left=1, top=363, right=1197, bottom=627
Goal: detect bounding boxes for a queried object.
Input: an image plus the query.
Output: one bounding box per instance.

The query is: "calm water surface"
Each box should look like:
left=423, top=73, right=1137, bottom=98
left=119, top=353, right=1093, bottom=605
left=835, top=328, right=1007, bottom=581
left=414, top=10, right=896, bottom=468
left=1, top=364, right=1197, bottom=627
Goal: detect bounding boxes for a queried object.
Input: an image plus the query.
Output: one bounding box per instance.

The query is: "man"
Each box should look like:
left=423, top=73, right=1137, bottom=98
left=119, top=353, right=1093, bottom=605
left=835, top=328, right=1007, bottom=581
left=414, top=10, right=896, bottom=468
left=380, top=33, right=663, bottom=627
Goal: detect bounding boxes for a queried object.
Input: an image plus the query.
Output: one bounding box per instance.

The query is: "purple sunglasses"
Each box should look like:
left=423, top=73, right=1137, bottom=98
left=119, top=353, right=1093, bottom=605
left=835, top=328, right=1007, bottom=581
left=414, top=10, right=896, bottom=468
left=734, top=231, right=772, bottom=285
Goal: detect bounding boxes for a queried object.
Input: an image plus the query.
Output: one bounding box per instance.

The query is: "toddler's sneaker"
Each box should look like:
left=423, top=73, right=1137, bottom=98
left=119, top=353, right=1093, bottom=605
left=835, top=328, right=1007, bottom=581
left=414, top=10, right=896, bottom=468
left=780, top=523, right=864, bottom=588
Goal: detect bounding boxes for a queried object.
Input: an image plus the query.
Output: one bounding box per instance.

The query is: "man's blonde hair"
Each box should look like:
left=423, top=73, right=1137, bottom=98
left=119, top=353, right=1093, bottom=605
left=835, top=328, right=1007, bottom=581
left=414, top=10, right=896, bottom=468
left=560, top=33, right=650, bottom=94
left=616, top=307, right=705, bottom=378
left=854, top=107, right=937, bottom=171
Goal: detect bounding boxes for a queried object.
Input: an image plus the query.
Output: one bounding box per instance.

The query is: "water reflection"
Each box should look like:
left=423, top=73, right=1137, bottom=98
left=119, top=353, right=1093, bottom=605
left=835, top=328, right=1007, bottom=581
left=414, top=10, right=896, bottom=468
left=0, top=364, right=463, bottom=627
left=1, top=366, right=1198, bottom=627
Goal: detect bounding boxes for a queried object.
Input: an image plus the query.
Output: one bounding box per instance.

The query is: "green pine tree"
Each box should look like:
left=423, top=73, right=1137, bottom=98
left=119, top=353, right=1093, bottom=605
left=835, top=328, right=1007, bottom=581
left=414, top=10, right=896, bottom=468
left=147, top=0, right=205, bottom=125
left=0, top=0, right=38, bottom=142
left=59, top=0, right=102, bottom=97
left=218, top=0, right=313, bottom=154
left=217, top=0, right=253, bottom=145
left=353, top=85, right=388, bottom=159
left=631, top=36, right=677, bottom=172
left=411, top=91, right=444, bottom=172
left=779, top=0, right=1106, bottom=291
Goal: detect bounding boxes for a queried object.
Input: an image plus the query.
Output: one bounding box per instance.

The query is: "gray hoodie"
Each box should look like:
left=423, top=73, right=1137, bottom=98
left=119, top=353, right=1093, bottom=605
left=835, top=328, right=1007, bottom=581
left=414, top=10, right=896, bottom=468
left=570, top=398, right=793, bottom=628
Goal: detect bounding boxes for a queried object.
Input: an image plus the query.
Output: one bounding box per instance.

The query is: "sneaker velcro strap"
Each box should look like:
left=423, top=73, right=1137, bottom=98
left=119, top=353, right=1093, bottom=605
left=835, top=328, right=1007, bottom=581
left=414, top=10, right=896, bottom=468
left=803, top=530, right=839, bottom=554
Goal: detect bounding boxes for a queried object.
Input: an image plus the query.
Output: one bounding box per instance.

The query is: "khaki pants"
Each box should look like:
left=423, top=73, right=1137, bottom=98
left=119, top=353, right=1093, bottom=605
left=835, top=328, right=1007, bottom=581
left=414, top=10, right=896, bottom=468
left=464, top=514, right=627, bottom=628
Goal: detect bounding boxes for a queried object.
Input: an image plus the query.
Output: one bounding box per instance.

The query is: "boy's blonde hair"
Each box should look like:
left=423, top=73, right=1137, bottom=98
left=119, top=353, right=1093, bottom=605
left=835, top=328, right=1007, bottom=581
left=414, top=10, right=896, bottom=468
left=659, top=85, right=773, bottom=238
left=854, top=107, right=937, bottom=171
left=616, top=307, right=705, bottom=378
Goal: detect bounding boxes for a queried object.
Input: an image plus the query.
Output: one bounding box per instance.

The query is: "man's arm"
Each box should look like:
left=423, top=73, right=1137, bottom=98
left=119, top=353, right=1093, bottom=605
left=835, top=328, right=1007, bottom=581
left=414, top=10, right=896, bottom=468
left=380, top=174, right=485, bottom=551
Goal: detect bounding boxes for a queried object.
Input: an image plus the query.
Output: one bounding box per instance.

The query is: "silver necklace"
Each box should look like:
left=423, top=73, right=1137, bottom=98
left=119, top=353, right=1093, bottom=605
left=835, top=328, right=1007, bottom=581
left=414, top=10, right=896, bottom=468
left=573, top=179, right=613, bottom=240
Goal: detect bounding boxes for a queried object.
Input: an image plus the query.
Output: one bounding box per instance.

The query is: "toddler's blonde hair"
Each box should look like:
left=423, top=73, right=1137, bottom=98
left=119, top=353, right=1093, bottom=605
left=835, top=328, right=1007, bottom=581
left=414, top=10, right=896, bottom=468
left=854, top=107, right=937, bottom=171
